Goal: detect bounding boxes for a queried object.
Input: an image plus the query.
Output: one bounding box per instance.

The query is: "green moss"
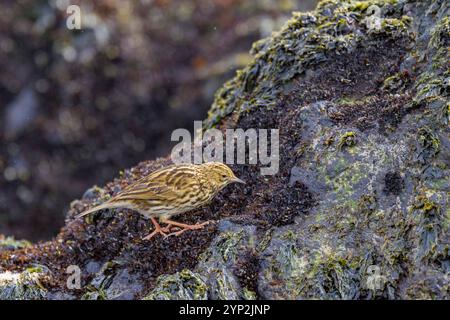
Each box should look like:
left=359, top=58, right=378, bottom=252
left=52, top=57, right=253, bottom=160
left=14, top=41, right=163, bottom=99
left=418, top=127, right=440, bottom=160
left=358, top=194, right=377, bottom=217
left=333, top=156, right=351, bottom=174
left=242, top=287, right=257, bottom=300
left=413, top=195, right=439, bottom=213
left=334, top=210, right=358, bottom=231
left=411, top=12, right=448, bottom=116
left=337, top=131, right=357, bottom=151
left=0, top=270, right=47, bottom=300
left=443, top=102, right=450, bottom=124
left=376, top=16, right=413, bottom=38
left=412, top=194, right=444, bottom=262
left=304, top=249, right=361, bottom=299
left=81, top=285, right=108, bottom=300
left=216, top=231, right=245, bottom=263
left=256, top=230, right=274, bottom=253
left=0, top=236, right=32, bottom=250
left=413, top=79, right=444, bottom=107
left=318, top=21, right=335, bottom=30
left=208, top=268, right=241, bottom=299
left=350, top=1, right=371, bottom=11
left=143, top=269, right=207, bottom=300
left=282, top=229, right=297, bottom=241
left=430, top=16, right=450, bottom=49
left=382, top=72, right=410, bottom=91
left=265, top=239, right=305, bottom=290
left=348, top=0, right=401, bottom=12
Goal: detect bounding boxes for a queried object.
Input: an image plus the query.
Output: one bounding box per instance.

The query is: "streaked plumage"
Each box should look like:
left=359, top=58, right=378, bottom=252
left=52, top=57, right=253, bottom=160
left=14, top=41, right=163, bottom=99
left=75, top=162, right=244, bottom=239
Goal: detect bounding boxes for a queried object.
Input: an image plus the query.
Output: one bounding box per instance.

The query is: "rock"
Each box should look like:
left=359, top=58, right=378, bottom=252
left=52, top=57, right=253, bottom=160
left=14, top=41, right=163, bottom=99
left=81, top=262, right=143, bottom=300
left=195, top=221, right=258, bottom=300
left=85, top=261, right=102, bottom=275
left=144, top=221, right=258, bottom=300
left=81, top=186, right=106, bottom=201
left=102, top=269, right=144, bottom=300
left=46, top=291, right=77, bottom=300
left=0, top=236, right=32, bottom=252
left=0, top=0, right=448, bottom=300
left=0, top=268, right=48, bottom=300
left=143, top=269, right=208, bottom=300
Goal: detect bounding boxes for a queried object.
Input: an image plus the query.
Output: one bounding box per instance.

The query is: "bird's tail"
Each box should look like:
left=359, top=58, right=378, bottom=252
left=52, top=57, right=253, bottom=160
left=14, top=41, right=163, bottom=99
left=75, top=201, right=124, bottom=219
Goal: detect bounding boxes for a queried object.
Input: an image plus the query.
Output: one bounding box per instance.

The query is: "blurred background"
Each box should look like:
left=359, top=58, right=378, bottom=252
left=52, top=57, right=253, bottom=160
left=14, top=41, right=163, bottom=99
left=0, top=0, right=318, bottom=241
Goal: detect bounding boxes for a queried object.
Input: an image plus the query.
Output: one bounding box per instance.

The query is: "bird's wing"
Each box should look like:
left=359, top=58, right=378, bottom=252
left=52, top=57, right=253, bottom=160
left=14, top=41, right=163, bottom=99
left=74, top=165, right=200, bottom=219
left=75, top=178, right=176, bottom=219
left=111, top=182, right=177, bottom=201
left=109, top=166, right=198, bottom=202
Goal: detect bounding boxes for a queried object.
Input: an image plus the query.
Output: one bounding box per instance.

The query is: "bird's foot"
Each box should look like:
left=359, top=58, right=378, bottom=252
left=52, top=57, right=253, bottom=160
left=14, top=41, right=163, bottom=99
left=142, top=217, right=171, bottom=240
left=163, top=220, right=212, bottom=237
left=142, top=228, right=169, bottom=240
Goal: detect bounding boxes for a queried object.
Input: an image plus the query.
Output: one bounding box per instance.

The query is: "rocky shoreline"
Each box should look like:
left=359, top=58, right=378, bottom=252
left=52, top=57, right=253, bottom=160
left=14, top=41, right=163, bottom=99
left=1, top=0, right=449, bottom=299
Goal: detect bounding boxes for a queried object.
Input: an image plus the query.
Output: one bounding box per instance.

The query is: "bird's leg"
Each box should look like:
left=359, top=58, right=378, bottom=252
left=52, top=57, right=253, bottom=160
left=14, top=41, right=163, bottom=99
left=161, top=219, right=211, bottom=237
left=142, top=217, right=170, bottom=240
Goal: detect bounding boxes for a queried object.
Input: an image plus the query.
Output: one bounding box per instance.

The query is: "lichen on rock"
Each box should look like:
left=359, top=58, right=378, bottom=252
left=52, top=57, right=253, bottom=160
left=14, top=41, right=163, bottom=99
left=0, top=268, right=48, bottom=300
left=0, top=236, right=32, bottom=252
left=143, top=269, right=208, bottom=300
left=0, top=0, right=449, bottom=300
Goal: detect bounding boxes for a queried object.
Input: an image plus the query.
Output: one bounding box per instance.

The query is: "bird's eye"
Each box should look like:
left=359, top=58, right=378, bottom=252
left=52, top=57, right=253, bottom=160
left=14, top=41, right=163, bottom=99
left=222, top=174, right=227, bottom=178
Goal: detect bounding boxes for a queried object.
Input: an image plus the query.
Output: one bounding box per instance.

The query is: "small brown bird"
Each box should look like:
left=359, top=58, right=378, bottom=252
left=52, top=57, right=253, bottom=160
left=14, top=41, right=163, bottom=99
left=75, top=162, right=245, bottom=240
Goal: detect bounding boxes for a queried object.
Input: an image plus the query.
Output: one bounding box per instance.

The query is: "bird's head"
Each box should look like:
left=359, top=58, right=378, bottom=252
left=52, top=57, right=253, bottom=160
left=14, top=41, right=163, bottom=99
left=201, top=162, right=245, bottom=191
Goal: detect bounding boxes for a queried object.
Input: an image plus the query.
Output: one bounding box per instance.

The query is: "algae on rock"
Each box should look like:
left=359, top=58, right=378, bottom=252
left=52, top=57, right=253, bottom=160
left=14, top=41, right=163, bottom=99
left=0, top=0, right=449, bottom=300
left=0, top=269, right=48, bottom=300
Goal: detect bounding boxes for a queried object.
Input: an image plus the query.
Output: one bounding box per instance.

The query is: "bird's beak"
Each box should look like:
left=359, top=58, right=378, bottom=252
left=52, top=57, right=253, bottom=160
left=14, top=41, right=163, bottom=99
left=232, top=177, right=246, bottom=184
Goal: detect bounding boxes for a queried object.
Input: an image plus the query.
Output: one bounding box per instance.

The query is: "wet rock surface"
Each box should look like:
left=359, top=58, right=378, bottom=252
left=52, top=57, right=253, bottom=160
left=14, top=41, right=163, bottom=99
left=0, top=0, right=449, bottom=299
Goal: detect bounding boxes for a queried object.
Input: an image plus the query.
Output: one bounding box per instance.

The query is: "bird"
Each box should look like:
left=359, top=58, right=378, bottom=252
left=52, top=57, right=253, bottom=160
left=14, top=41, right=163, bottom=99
left=75, top=162, right=245, bottom=240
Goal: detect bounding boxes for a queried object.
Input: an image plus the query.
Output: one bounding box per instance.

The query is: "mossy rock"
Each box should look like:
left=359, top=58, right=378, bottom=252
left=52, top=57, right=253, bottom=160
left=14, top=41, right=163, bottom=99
left=0, top=236, right=32, bottom=251
left=0, top=270, right=48, bottom=300
left=0, top=0, right=449, bottom=300
left=143, top=269, right=208, bottom=300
